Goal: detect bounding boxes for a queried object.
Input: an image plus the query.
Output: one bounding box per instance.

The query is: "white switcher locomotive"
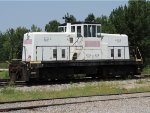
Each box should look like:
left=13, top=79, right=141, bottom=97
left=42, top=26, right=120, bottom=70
left=9, top=22, right=143, bottom=82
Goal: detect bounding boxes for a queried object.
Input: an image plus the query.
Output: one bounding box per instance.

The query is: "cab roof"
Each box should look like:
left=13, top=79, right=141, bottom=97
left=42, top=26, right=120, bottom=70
left=59, top=22, right=101, bottom=26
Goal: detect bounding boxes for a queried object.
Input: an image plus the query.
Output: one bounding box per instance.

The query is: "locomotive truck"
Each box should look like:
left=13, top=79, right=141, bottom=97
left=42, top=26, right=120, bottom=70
left=9, top=22, right=143, bottom=82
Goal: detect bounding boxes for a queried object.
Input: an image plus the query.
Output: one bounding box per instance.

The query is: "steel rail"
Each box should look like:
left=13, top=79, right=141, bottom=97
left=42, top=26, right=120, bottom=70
left=0, top=74, right=149, bottom=86
left=0, top=80, right=28, bottom=87
left=0, top=79, right=10, bottom=82
left=0, top=92, right=150, bottom=112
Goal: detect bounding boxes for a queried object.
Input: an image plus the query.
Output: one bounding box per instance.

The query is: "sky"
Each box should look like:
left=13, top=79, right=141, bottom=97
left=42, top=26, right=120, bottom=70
left=0, top=0, right=128, bottom=32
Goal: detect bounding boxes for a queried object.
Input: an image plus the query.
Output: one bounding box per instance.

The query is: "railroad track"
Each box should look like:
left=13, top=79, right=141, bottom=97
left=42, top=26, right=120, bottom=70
left=0, top=74, right=149, bottom=87
left=0, top=92, right=149, bottom=112
left=0, top=79, right=9, bottom=82
left=0, top=79, right=27, bottom=87
left=0, top=79, right=10, bottom=86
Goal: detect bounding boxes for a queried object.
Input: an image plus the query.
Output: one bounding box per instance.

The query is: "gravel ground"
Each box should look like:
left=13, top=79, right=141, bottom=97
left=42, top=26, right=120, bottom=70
left=35, top=97, right=150, bottom=113
left=0, top=79, right=149, bottom=113
left=1, top=92, right=150, bottom=113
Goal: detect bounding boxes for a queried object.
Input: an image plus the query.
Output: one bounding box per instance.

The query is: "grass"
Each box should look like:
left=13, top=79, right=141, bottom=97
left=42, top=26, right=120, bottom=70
left=0, top=62, right=9, bottom=79
left=135, top=79, right=145, bottom=84
left=0, top=62, right=8, bottom=69
left=142, top=65, right=150, bottom=74
left=126, top=86, right=150, bottom=93
left=0, top=81, right=149, bottom=102
left=0, top=71, right=9, bottom=79
left=0, top=83, right=121, bottom=102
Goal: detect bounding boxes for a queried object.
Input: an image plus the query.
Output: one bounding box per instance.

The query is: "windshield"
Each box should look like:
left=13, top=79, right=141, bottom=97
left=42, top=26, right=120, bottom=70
left=84, top=25, right=101, bottom=37
left=58, top=26, right=66, bottom=32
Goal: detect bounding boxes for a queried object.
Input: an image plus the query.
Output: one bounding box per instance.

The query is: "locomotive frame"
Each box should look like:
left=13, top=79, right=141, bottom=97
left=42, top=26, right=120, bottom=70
left=9, top=46, right=143, bottom=82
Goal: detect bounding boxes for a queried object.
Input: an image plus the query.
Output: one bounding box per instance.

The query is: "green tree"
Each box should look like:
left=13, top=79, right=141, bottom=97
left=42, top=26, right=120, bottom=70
left=4, top=28, right=16, bottom=60
left=109, top=5, right=128, bottom=34
left=15, top=27, right=29, bottom=59
left=31, top=24, right=42, bottom=32
left=96, top=15, right=116, bottom=33
left=124, top=0, right=149, bottom=59
left=0, top=32, right=10, bottom=61
left=45, top=20, right=60, bottom=32
left=109, top=0, right=150, bottom=61
left=85, top=13, right=95, bottom=22
left=0, top=27, right=29, bottom=61
left=63, top=13, right=76, bottom=23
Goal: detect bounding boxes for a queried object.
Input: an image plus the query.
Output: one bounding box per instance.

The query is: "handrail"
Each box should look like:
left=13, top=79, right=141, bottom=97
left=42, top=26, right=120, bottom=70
left=36, top=46, right=83, bottom=61
left=136, top=47, right=143, bottom=63
left=23, top=46, right=26, bottom=62
left=129, top=46, right=143, bottom=63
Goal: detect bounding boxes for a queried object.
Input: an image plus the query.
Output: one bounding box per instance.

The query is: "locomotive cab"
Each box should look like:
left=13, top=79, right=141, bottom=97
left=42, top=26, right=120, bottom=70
left=58, top=22, right=101, bottom=38
left=57, top=22, right=105, bottom=60
left=57, top=22, right=130, bottom=60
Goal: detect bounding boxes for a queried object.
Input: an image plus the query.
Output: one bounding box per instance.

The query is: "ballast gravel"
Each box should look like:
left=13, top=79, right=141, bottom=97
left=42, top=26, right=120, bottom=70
left=15, top=78, right=150, bottom=92
left=0, top=79, right=149, bottom=113
left=1, top=93, right=150, bottom=113
left=36, top=97, right=150, bottom=113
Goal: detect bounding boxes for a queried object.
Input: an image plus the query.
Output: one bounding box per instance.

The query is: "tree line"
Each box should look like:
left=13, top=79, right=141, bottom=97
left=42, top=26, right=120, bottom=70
left=0, top=0, right=150, bottom=65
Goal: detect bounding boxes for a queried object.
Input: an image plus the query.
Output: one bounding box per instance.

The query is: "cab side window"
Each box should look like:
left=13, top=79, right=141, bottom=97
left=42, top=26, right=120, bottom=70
left=97, top=26, right=101, bottom=37
left=111, top=49, right=114, bottom=58
left=84, top=25, right=87, bottom=37
left=62, top=49, right=65, bottom=58
left=77, top=26, right=81, bottom=37
left=88, top=25, right=91, bottom=37
left=53, top=49, right=57, bottom=58
left=92, top=25, right=96, bottom=37
left=71, top=26, right=75, bottom=32
left=118, top=49, right=121, bottom=57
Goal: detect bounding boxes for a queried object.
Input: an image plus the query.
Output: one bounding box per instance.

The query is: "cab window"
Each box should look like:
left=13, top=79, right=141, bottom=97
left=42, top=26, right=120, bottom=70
left=118, top=49, right=121, bottom=57
left=58, top=27, right=66, bottom=32
left=111, top=49, right=114, bottom=58
left=64, top=27, right=66, bottom=32
left=71, top=26, right=75, bottom=32
left=84, top=25, right=97, bottom=37
left=97, top=25, right=101, bottom=37
left=84, top=25, right=87, bottom=37
left=77, top=26, right=81, bottom=37
left=53, top=49, right=57, bottom=58
left=88, top=25, right=92, bottom=37
left=62, top=49, right=65, bottom=58
left=58, top=27, right=64, bottom=32
left=92, top=25, right=96, bottom=37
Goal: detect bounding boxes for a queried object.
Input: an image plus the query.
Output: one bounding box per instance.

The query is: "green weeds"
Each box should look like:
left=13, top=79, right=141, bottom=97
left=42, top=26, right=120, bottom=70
left=0, top=80, right=149, bottom=102
left=142, top=65, right=150, bottom=74
left=0, top=71, right=9, bottom=79
left=0, top=63, right=8, bottom=69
